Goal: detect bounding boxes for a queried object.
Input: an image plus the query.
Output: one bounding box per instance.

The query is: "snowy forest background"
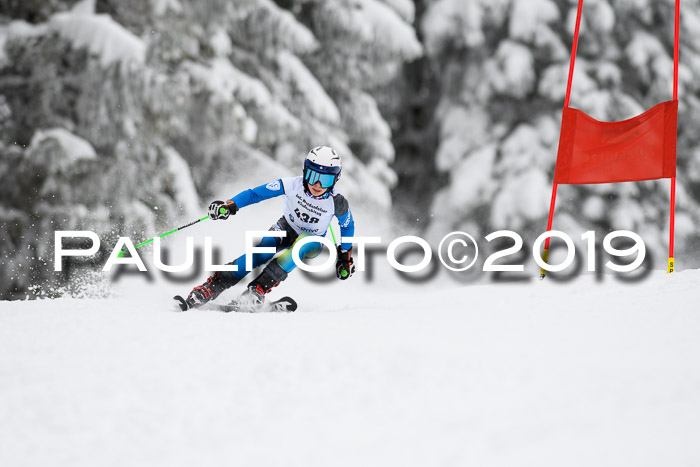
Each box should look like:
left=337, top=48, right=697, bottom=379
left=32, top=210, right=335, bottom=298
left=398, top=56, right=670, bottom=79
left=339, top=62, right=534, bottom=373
left=1, top=0, right=700, bottom=299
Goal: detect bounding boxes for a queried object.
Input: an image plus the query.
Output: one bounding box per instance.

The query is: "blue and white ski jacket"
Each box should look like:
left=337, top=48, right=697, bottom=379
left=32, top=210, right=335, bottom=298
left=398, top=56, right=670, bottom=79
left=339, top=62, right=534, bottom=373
left=229, top=176, right=355, bottom=251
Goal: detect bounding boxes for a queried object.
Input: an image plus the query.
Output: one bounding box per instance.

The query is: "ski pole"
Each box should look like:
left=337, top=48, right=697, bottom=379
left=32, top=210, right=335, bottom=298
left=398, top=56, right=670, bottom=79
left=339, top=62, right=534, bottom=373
left=328, top=223, right=351, bottom=279
left=117, top=203, right=232, bottom=257
left=117, top=215, right=209, bottom=257
left=329, top=224, right=338, bottom=245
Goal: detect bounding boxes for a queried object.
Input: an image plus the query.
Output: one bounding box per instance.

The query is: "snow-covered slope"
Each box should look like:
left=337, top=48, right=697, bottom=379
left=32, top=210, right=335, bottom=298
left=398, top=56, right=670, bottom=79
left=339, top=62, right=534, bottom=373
left=1, top=268, right=699, bottom=467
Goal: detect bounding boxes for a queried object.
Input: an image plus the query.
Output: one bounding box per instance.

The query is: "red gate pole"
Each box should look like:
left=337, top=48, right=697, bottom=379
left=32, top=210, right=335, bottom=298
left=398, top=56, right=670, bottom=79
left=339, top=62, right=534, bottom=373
left=540, top=183, right=559, bottom=278
left=541, top=0, right=584, bottom=279
left=669, top=0, right=680, bottom=273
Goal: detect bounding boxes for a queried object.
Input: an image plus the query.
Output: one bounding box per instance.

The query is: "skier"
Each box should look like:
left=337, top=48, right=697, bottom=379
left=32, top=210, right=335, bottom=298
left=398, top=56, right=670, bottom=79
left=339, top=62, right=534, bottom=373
left=182, top=146, right=356, bottom=310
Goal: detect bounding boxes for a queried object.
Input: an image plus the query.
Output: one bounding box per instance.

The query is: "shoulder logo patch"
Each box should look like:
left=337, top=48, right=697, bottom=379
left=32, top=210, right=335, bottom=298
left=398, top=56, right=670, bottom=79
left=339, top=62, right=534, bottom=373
left=266, top=181, right=281, bottom=191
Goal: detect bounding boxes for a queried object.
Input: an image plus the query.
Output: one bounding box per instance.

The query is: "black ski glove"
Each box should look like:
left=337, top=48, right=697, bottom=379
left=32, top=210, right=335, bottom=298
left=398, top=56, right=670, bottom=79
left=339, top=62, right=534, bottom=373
left=336, top=246, right=355, bottom=280
left=208, top=200, right=238, bottom=220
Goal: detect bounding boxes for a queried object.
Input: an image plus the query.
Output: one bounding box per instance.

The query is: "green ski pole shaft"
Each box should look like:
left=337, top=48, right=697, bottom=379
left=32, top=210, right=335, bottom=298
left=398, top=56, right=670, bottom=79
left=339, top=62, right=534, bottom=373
left=137, top=215, right=210, bottom=248
left=118, top=202, right=234, bottom=257
left=329, top=224, right=338, bottom=245
left=118, top=215, right=209, bottom=257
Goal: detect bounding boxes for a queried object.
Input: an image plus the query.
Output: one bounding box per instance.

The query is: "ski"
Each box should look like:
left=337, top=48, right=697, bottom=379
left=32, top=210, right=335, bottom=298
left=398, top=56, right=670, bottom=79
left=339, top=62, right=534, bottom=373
left=173, top=294, right=194, bottom=311
left=214, top=296, right=297, bottom=313
left=173, top=294, right=297, bottom=313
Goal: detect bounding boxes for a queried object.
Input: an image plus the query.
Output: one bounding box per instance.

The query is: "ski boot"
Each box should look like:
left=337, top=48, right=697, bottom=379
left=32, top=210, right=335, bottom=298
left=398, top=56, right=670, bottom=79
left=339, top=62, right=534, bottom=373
left=237, top=262, right=288, bottom=311
left=238, top=284, right=266, bottom=308
left=178, top=272, right=236, bottom=310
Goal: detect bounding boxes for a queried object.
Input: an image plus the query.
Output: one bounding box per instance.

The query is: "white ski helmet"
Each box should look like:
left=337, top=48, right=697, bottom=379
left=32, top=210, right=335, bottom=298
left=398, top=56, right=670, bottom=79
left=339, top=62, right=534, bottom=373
left=303, top=146, right=341, bottom=194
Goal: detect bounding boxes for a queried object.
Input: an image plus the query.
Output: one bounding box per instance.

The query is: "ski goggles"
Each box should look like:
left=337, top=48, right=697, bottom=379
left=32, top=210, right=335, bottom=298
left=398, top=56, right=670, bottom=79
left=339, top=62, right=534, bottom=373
left=304, top=162, right=340, bottom=189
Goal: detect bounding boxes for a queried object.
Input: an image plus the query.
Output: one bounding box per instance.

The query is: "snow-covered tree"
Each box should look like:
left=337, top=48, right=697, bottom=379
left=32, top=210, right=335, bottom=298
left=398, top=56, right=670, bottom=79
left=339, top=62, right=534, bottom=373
left=0, top=0, right=421, bottom=297
left=419, top=0, right=700, bottom=266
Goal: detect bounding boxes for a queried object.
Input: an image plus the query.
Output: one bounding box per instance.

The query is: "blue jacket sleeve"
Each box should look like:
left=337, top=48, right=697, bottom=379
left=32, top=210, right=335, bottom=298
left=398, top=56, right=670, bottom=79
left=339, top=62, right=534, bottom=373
left=230, top=180, right=284, bottom=208
left=333, top=194, right=354, bottom=251
left=337, top=209, right=355, bottom=252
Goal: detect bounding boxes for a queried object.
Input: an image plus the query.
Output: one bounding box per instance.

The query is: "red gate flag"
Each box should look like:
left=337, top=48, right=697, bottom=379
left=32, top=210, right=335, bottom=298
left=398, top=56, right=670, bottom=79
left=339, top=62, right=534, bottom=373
left=541, top=0, right=680, bottom=278
left=553, top=100, right=678, bottom=185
